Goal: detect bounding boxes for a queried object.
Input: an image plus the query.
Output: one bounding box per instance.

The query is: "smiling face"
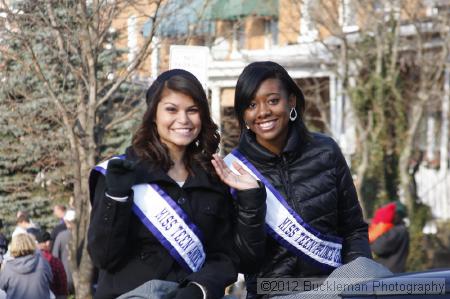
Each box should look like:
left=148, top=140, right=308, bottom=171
left=155, top=89, right=202, bottom=155
left=243, top=78, right=296, bottom=154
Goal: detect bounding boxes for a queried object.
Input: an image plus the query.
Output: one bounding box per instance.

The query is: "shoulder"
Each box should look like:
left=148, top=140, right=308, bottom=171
left=300, top=132, right=341, bottom=160
left=308, top=132, right=339, bottom=149
left=1, top=259, right=13, bottom=272
left=392, top=224, right=409, bottom=234
left=55, top=230, right=70, bottom=243
left=37, top=253, right=51, bottom=267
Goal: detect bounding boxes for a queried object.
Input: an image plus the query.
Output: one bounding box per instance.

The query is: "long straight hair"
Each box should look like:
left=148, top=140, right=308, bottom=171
left=132, top=69, right=219, bottom=173
left=234, top=61, right=310, bottom=141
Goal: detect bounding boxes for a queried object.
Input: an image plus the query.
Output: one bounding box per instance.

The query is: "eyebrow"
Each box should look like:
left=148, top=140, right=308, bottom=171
left=160, top=101, right=198, bottom=109
left=254, top=92, right=280, bottom=98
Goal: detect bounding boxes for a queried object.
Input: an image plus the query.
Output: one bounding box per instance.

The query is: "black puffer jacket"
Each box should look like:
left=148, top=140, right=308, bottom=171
left=237, top=125, right=371, bottom=297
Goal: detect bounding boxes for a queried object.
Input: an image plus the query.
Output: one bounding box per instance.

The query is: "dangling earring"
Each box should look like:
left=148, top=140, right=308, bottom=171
left=289, top=107, right=297, bottom=121
left=195, top=139, right=200, bottom=147
left=244, top=122, right=250, bottom=130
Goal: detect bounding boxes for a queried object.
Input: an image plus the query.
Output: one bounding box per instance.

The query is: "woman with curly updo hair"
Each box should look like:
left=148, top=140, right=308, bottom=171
left=88, top=69, right=265, bottom=299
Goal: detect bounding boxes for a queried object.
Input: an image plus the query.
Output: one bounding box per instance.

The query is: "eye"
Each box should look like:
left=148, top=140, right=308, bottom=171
left=247, top=102, right=257, bottom=110
left=187, top=107, right=200, bottom=114
left=268, top=98, right=279, bottom=105
left=165, top=106, right=177, bottom=112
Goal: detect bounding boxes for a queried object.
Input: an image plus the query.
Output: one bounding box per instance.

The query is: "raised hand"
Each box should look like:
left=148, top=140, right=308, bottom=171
left=105, top=159, right=137, bottom=197
left=211, top=153, right=259, bottom=190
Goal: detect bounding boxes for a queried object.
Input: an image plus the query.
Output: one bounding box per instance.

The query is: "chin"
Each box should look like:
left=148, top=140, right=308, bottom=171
left=255, top=131, right=280, bottom=141
left=174, top=139, right=196, bottom=147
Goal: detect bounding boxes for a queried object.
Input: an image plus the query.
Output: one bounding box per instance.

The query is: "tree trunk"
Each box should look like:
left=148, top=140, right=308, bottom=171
left=355, top=130, right=369, bottom=219
left=398, top=103, right=424, bottom=215
left=68, top=134, right=96, bottom=298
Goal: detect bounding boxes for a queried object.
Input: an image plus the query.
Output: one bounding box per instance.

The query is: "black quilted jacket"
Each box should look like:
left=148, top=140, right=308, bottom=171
left=237, top=125, right=371, bottom=298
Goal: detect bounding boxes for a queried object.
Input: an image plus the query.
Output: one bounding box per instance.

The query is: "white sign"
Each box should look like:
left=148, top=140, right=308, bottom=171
left=169, top=45, right=209, bottom=89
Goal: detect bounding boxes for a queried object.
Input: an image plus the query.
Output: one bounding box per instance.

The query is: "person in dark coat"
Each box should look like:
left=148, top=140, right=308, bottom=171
left=215, top=61, right=371, bottom=298
left=52, top=210, right=75, bottom=294
left=0, top=220, right=8, bottom=265
left=36, top=231, right=68, bottom=299
left=50, top=205, right=67, bottom=244
left=370, top=201, right=409, bottom=273
left=88, top=69, right=266, bottom=299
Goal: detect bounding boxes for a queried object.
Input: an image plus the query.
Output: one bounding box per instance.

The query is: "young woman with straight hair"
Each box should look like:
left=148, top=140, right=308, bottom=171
left=213, top=61, right=371, bottom=298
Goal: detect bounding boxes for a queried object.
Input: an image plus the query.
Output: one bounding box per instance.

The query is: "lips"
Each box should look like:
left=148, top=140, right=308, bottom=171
left=255, top=119, right=277, bottom=131
left=172, top=128, right=192, bottom=132
left=171, top=128, right=194, bottom=136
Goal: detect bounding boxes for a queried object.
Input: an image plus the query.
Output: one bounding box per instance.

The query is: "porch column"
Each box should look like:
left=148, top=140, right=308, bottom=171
left=211, top=86, right=221, bottom=132
left=440, top=64, right=449, bottom=174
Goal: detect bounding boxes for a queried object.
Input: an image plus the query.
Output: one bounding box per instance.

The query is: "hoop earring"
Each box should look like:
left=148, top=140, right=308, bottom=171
left=290, top=108, right=297, bottom=122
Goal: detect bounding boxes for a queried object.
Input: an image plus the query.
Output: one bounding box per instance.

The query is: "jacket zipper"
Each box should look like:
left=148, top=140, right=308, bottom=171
left=278, top=154, right=299, bottom=213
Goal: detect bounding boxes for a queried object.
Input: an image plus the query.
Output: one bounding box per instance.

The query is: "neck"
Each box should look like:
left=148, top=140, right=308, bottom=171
left=256, top=131, right=288, bottom=155
left=168, top=147, right=185, bottom=166
left=168, top=148, right=188, bottom=182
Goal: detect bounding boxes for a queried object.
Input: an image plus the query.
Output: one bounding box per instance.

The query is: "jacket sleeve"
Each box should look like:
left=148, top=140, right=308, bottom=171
left=51, top=234, right=62, bottom=260
left=334, top=143, right=372, bottom=263
left=183, top=192, right=239, bottom=299
left=43, top=255, right=54, bottom=285
left=87, top=174, right=134, bottom=271
left=371, top=226, right=407, bottom=257
left=233, top=183, right=267, bottom=273
left=0, top=264, right=8, bottom=291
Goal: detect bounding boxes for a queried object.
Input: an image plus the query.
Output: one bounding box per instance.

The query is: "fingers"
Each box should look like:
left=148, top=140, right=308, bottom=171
left=212, top=154, right=228, bottom=170
left=211, top=155, right=259, bottom=189
left=232, top=161, right=249, bottom=175
left=211, top=158, right=223, bottom=178
left=122, top=160, right=137, bottom=170
left=212, top=154, right=234, bottom=183
left=107, top=159, right=136, bottom=173
left=212, top=154, right=246, bottom=177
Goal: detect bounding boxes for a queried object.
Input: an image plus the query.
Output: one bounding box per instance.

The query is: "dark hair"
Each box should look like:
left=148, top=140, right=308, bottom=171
left=16, top=214, right=30, bottom=225
left=234, top=61, right=310, bottom=140
left=132, top=69, right=220, bottom=173
left=35, top=231, right=51, bottom=243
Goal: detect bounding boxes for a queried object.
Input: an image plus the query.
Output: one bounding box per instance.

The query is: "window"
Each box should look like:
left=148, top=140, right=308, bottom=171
left=265, top=18, right=278, bottom=48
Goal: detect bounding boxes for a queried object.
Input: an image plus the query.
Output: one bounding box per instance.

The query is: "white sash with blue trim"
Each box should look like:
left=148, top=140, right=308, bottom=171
left=93, top=157, right=206, bottom=273
left=224, top=149, right=343, bottom=269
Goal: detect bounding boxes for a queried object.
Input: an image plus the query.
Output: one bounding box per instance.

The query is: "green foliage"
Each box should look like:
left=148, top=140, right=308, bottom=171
left=0, top=0, right=145, bottom=238
left=0, top=85, right=71, bottom=236
left=406, top=203, right=431, bottom=271
left=347, top=20, right=416, bottom=215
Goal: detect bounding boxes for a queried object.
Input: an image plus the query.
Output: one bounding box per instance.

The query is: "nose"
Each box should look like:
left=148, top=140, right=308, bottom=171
left=177, top=111, right=190, bottom=124
left=256, top=102, right=271, bottom=118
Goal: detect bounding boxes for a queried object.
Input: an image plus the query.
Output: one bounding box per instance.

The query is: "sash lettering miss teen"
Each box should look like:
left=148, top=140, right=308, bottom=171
left=88, top=69, right=266, bottom=299
left=216, top=61, right=372, bottom=299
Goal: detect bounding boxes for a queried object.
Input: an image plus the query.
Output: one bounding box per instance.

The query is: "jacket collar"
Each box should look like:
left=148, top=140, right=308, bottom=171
left=237, top=123, right=304, bottom=163
left=124, top=147, right=224, bottom=193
